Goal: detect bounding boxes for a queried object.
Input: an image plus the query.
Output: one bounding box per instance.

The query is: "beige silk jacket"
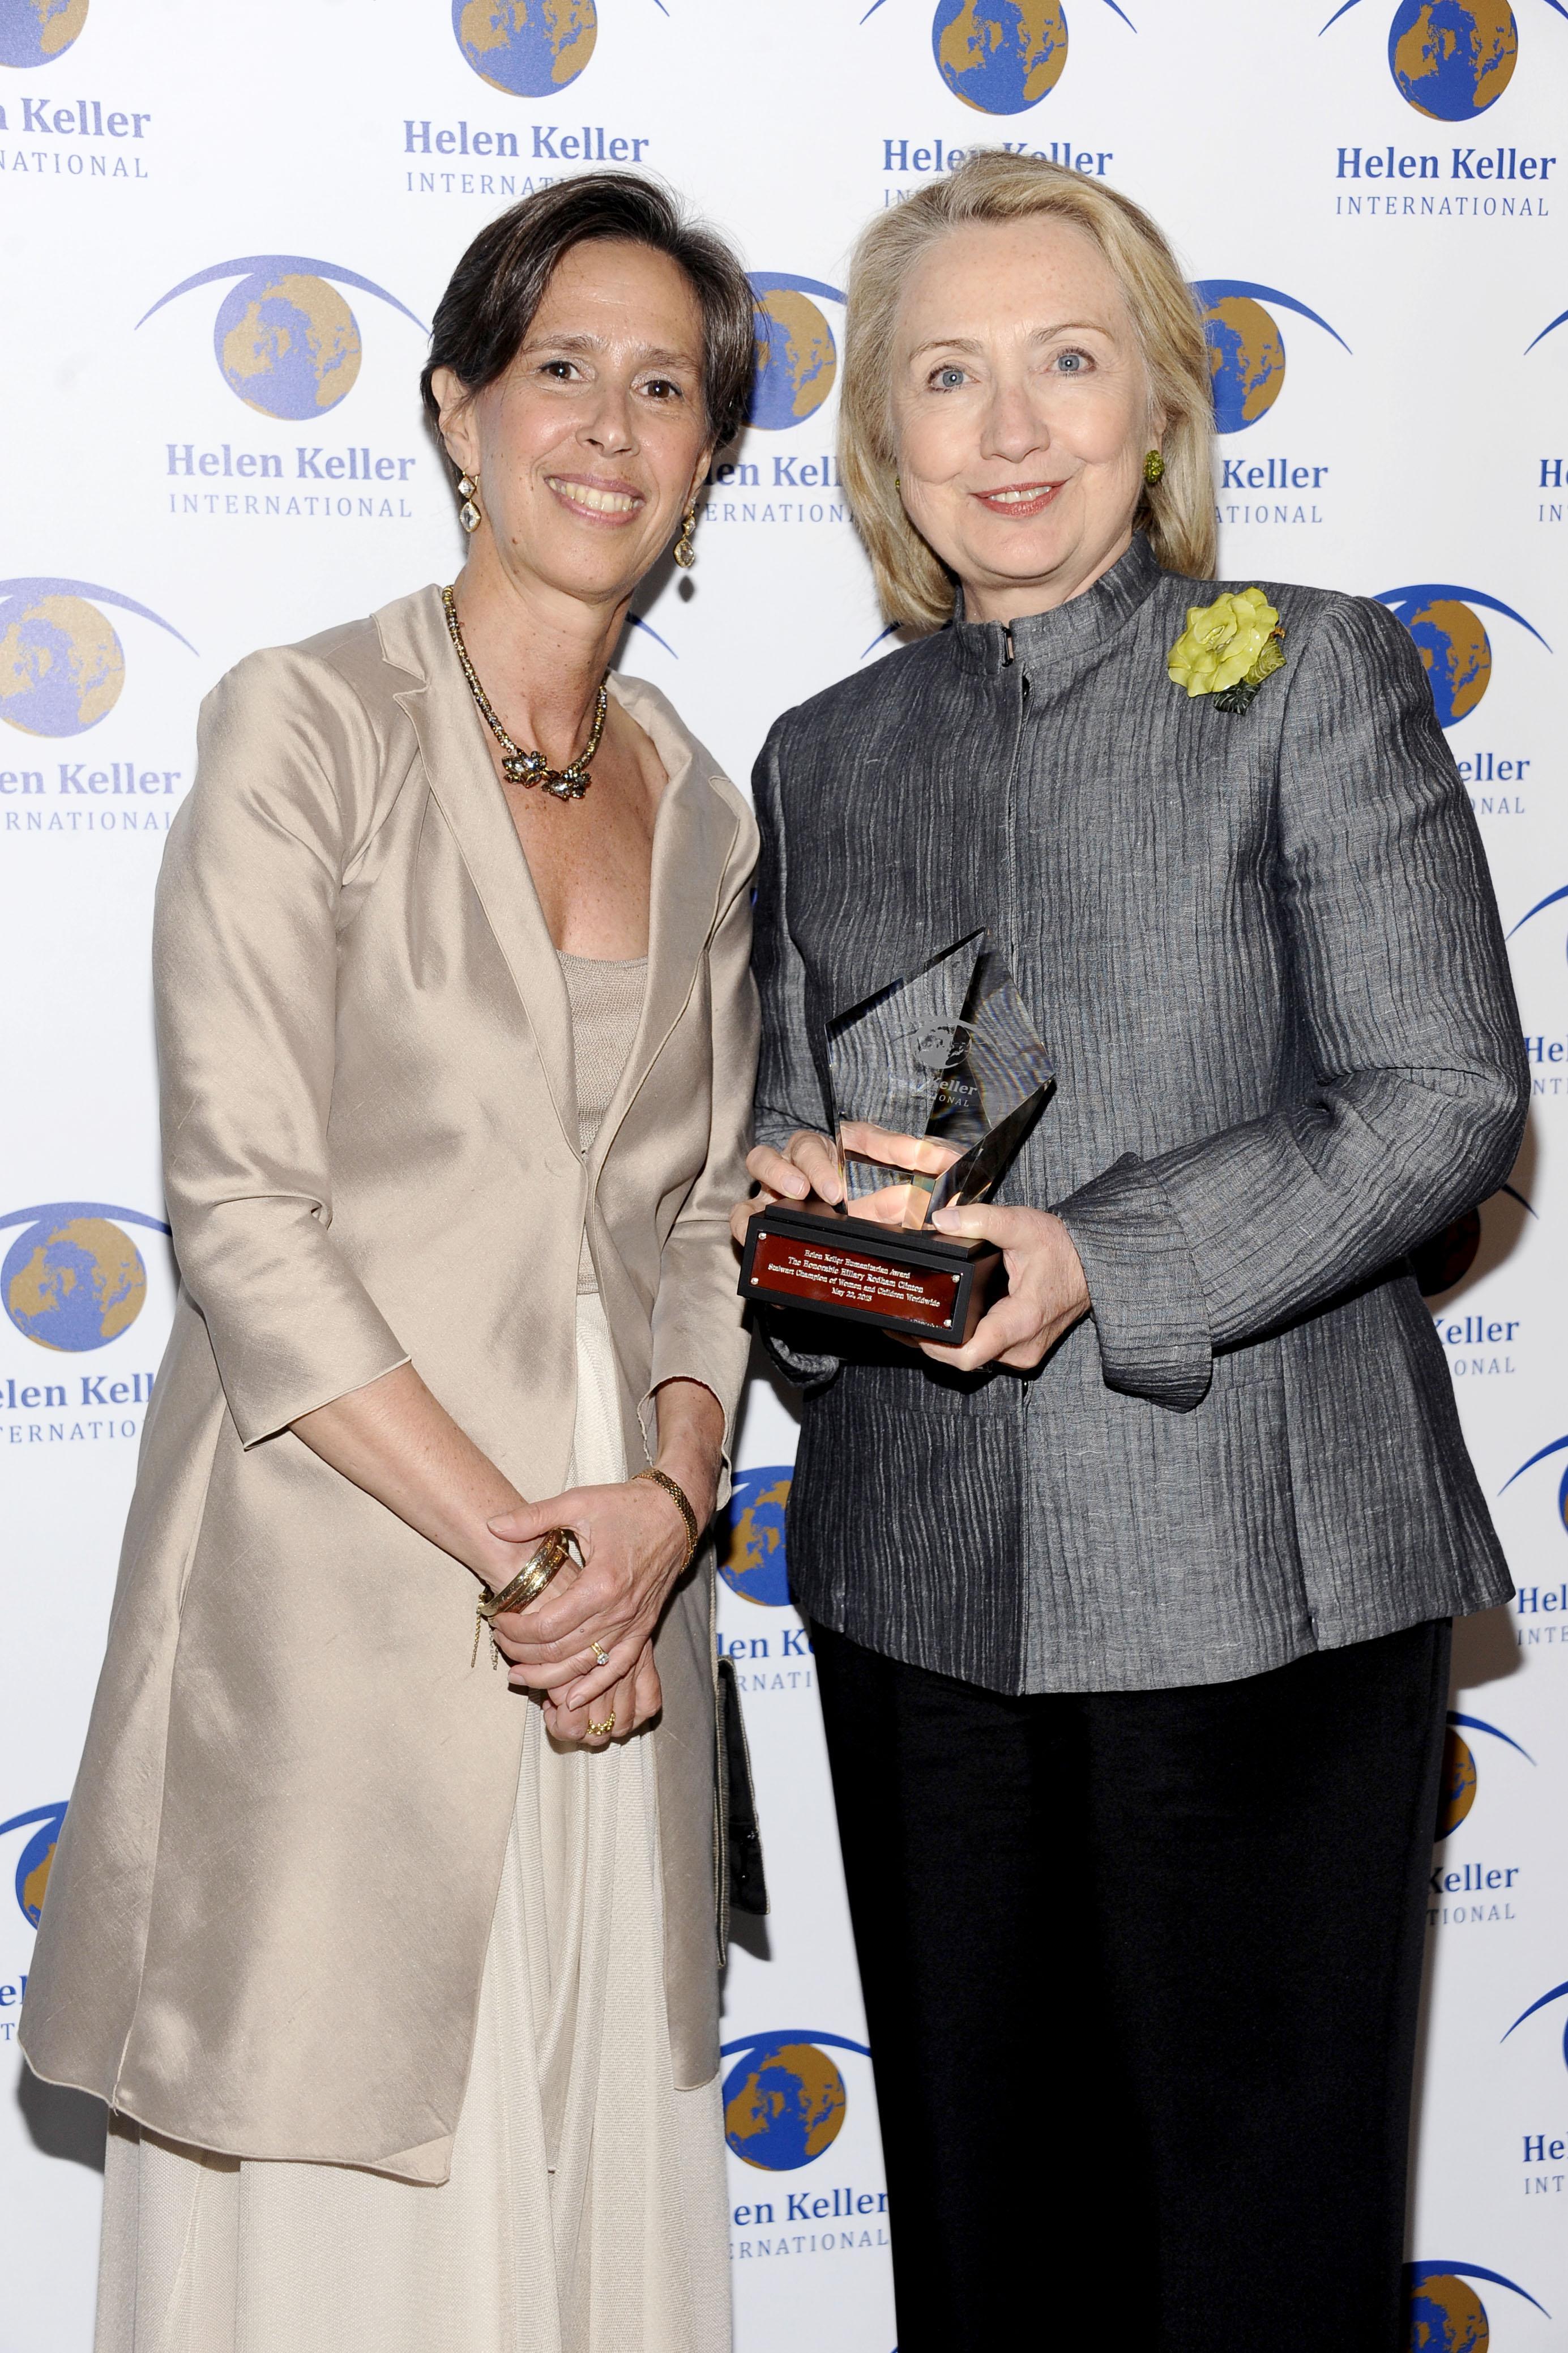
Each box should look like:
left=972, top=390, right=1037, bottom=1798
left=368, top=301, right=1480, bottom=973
left=20, top=583, right=760, bottom=2183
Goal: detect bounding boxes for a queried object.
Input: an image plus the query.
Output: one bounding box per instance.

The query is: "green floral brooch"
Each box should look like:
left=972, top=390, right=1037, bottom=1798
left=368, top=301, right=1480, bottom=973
left=1168, top=587, right=1285, bottom=714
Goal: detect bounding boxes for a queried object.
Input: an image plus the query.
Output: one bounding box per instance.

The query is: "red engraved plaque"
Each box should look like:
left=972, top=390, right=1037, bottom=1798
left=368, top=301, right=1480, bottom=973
left=749, top=1231, right=960, bottom=1328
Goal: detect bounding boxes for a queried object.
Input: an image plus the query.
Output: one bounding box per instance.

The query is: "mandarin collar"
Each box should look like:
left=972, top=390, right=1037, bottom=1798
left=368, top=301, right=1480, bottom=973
left=945, top=531, right=1164, bottom=677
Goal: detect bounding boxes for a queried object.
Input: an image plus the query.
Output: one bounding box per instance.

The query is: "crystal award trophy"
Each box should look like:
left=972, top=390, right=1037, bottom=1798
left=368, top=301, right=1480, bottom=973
left=738, top=932, right=1054, bottom=1344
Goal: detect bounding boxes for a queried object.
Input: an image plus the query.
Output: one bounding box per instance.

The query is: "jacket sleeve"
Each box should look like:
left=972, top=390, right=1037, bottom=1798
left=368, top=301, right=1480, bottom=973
left=640, top=792, right=762, bottom=1499
left=154, top=646, right=410, bottom=1445
left=752, top=714, right=834, bottom=1155
left=1055, top=595, right=1529, bottom=1413
left=748, top=714, right=844, bottom=1392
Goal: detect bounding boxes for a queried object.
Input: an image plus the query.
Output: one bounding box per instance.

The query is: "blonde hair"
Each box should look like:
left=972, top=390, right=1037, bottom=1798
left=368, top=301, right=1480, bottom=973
left=839, top=151, right=1216, bottom=630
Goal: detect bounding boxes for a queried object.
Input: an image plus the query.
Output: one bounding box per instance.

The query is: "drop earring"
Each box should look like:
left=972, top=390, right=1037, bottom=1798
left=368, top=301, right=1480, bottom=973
left=1142, top=449, right=1165, bottom=487
left=673, top=502, right=698, bottom=569
left=456, top=471, right=482, bottom=534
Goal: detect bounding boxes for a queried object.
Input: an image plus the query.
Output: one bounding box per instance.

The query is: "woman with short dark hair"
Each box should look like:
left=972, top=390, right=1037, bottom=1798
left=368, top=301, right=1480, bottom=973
left=737, top=151, right=1526, bottom=2352
left=24, top=173, right=759, bottom=2353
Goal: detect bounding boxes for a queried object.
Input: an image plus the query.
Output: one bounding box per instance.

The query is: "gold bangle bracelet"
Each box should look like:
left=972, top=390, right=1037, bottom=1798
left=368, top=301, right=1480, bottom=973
left=634, top=1466, right=700, bottom=1567
left=471, top=1527, right=576, bottom=1670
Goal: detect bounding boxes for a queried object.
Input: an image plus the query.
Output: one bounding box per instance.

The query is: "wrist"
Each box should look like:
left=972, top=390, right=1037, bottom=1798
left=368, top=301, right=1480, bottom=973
left=638, top=1461, right=709, bottom=1561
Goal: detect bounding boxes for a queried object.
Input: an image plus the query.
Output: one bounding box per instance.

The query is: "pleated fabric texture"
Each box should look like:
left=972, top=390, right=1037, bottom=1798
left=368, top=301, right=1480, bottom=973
left=93, top=1291, right=730, bottom=2353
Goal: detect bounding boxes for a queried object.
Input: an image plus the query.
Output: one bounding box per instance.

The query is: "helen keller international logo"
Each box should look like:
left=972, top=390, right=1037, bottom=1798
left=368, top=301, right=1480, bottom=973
left=452, top=0, right=597, bottom=96
left=722, top=2032, right=871, bottom=2170
left=138, top=257, right=425, bottom=422
left=1505, top=1982, right=1568, bottom=2074
left=719, top=1467, right=793, bottom=1606
left=0, top=0, right=87, bottom=69
left=0, top=1803, right=67, bottom=1927
left=1499, top=1431, right=1568, bottom=1533
left=1322, top=0, right=1568, bottom=121
left=0, top=580, right=194, bottom=738
left=746, top=277, right=846, bottom=433
left=1191, top=282, right=1350, bottom=435
left=1, top=1202, right=169, bottom=1352
left=1436, top=1710, right=1534, bottom=1835
left=1373, top=584, right=1549, bottom=727
left=1404, top=2262, right=1549, bottom=2345
left=1508, top=882, right=1568, bottom=968
left=858, top=0, right=1133, bottom=118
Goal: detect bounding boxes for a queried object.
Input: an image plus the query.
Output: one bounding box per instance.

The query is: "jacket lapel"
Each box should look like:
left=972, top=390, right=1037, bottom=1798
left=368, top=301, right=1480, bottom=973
left=590, top=671, right=739, bottom=1176
left=377, top=585, right=578, bottom=1154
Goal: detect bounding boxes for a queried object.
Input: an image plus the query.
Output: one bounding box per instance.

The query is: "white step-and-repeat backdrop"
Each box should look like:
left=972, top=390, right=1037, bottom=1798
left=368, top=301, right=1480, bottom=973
left=2, top=2, right=1566, bottom=2346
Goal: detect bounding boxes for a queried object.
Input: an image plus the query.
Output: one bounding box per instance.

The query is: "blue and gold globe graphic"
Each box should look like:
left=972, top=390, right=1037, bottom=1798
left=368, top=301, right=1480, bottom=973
left=719, top=1467, right=792, bottom=1605
left=1406, top=598, right=1491, bottom=726
left=1389, top=1, right=1516, bottom=118
left=3, top=1216, right=146, bottom=1350
left=454, top=0, right=596, bottom=94
left=724, top=2040, right=848, bottom=2171
left=0, top=0, right=88, bottom=68
left=932, top=0, right=1069, bottom=112
left=1203, top=296, right=1286, bottom=434
left=4, top=1806, right=67, bottom=1927
left=0, top=592, right=123, bottom=736
left=750, top=291, right=836, bottom=430
left=1408, top=2274, right=1488, bottom=2350
left=213, top=271, right=361, bottom=420
left=1436, top=1728, right=1477, bottom=1837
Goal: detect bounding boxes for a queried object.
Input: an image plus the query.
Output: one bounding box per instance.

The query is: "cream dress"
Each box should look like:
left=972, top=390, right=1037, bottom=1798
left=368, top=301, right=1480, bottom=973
left=95, top=953, right=731, bottom=2353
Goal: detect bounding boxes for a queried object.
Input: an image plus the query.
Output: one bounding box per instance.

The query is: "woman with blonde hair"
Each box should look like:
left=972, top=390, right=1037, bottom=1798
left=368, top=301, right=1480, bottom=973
left=25, top=172, right=759, bottom=2353
left=737, top=151, right=1523, bottom=2351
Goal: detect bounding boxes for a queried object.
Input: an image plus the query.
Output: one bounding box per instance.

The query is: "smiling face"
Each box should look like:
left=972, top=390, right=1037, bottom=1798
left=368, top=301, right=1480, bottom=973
left=434, top=237, right=713, bottom=614
left=890, top=214, right=1160, bottom=625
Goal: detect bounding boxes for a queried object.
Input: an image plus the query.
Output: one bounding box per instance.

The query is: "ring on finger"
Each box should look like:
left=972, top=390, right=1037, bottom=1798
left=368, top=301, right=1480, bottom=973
left=589, top=1639, right=609, bottom=1669
left=587, top=1712, right=615, bottom=1738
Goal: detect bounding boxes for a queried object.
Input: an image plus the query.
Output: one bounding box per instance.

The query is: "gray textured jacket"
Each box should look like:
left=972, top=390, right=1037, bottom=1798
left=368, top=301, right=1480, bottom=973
left=753, top=534, right=1527, bottom=1694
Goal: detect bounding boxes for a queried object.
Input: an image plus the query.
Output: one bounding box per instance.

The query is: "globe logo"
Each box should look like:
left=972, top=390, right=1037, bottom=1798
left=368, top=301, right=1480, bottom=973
left=1504, top=1981, right=1568, bottom=2073
left=0, top=578, right=194, bottom=740
left=138, top=255, right=426, bottom=423
left=1409, top=2274, right=1488, bottom=2349
left=932, top=0, right=1068, bottom=111
left=918, top=0, right=1134, bottom=111
left=1389, top=0, right=1516, bottom=117
left=1373, top=583, right=1549, bottom=728
left=747, top=275, right=844, bottom=432
left=720, top=2031, right=870, bottom=2171
left=1191, top=280, right=1351, bottom=435
left=0, top=1804, right=68, bottom=1928
left=1322, top=0, right=1552, bottom=121
left=0, top=0, right=87, bottom=69
left=1406, top=2263, right=1548, bottom=2348
left=1498, top=1429, right=1568, bottom=1525
left=719, top=1465, right=793, bottom=1606
left=1507, top=881, right=1568, bottom=971
left=1435, top=1711, right=1533, bottom=1838
left=454, top=0, right=596, bottom=95
left=1, top=1200, right=170, bottom=1351
left=1436, top=1725, right=1477, bottom=1837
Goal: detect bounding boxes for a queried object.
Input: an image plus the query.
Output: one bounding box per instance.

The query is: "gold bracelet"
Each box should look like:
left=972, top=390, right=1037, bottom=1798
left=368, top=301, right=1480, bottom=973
left=634, top=1466, right=700, bottom=1568
left=471, top=1528, right=576, bottom=1671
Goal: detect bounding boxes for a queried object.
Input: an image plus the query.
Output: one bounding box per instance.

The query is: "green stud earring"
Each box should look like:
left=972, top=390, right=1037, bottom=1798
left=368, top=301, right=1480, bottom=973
left=1143, top=449, right=1165, bottom=487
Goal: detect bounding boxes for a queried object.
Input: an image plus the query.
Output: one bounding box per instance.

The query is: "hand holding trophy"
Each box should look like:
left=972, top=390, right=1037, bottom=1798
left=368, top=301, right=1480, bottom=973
left=737, top=932, right=1054, bottom=1345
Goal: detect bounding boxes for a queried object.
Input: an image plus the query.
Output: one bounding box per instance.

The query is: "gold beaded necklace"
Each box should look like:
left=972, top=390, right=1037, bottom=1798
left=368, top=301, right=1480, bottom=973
left=441, top=583, right=608, bottom=803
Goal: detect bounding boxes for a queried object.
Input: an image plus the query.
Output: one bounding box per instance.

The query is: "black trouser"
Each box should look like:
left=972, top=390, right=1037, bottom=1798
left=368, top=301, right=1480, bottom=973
left=813, top=1616, right=1451, bottom=2353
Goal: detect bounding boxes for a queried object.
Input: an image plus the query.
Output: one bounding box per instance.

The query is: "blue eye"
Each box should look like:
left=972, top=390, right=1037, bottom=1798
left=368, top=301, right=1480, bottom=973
left=935, top=366, right=965, bottom=390
left=1056, top=351, right=1087, bottom=373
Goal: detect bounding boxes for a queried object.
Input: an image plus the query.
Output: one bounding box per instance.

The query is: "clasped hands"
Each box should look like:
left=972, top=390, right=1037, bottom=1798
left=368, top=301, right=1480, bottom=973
left=730, top=1123, right=1091, bottom=1373
left=478, top=1474, right=693, bottom=1747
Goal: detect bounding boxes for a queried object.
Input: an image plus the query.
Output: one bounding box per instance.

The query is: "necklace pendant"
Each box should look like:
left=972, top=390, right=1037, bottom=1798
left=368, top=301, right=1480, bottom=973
left=502, top=751, right=541, bottom=783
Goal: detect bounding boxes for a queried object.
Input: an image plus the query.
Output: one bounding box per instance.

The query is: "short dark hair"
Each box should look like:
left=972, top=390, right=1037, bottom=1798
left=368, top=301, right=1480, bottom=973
left=420, top=171, right=755, bottom=474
